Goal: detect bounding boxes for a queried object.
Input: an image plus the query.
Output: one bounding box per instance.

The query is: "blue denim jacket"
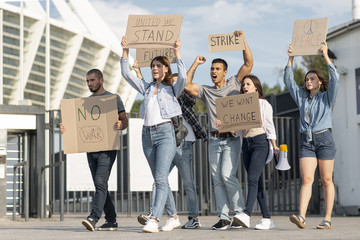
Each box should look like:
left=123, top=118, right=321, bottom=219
left=120, top=58, right=186, bottom=119
left=284, top=64, right=339, bottom=142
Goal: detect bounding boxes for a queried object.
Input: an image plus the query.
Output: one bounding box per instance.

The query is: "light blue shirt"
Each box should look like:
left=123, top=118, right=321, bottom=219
left=120, top=58, right=186, bottom=119
left=284, top=64, right=339, bottom=142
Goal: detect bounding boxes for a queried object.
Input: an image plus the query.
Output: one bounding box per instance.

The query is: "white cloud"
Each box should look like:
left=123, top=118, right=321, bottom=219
left=90, top=0, right=151, bottom=39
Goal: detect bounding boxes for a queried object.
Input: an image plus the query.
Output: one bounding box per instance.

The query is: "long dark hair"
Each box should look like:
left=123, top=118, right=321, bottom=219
left=304, top=69, right=328, bottom=93
left=150, top=56, right=173, bottom=86
left=240, top=75, right=265, bottom=99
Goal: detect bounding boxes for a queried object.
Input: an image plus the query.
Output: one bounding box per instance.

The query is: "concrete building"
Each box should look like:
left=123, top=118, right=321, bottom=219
left=327, top=0, right=360, bottom=215
left=0, top=0, right=136, bottom=110
left=0, top=0, right=137, bottom=218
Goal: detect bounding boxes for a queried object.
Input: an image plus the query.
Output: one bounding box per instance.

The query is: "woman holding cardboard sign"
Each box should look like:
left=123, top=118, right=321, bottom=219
left=217, top=75, right=279, bottom=230
left=121, top=36, right=186, bottom=233
left=284, top=42, right=339, bottom=230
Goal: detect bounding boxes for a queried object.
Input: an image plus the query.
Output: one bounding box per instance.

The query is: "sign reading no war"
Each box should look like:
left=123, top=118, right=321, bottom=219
left=125, top=14, right=183, bottom=49
left=136, top=48, right=176, bottom=68
left=208, top=32, right=245, bottom=52
left=61, top=94, right=120, bottom=154
left=216, top=92, right=262, bottom=132
left=290, top=17, right=328, bottom=56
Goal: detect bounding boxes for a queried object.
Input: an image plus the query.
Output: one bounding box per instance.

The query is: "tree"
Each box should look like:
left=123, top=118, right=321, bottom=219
left=130, top=99, right=143, bottom=114
left=194, top=99, right=207, bottom=113
left=263, top=83, right=283, bottom=96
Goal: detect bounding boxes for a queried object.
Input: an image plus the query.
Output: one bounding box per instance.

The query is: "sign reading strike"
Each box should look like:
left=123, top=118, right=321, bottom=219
left=216, top=92, right=262, bottom=132
left=60, top=94, right=120, bottom=154
left=208, top=32, right=245, bottom=52
left=290, top=17, right=328, bottom=56
left=136, top=48, right=176, bottom=68
left=125, top=14, right=183, bottom=49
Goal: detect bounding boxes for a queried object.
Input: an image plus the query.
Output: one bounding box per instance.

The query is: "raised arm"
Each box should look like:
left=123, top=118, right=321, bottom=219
left=319, top=41, right=332, bottom=65
left=121, top=36, right=129, bottom=59
left=320, top=42, right=339, bottom=106
left=287, top=44, right=294, bottom=66
left=235, top=31, right=254, bottom=82
left=120, top=36, right=149, bottom=95
left=284, top=44, right=303, bottom=106
left=184, top=56, right=206, bottom=97
left=172, top=39, right=187, bottom=97
left=132, top=60, right=143, bottom=80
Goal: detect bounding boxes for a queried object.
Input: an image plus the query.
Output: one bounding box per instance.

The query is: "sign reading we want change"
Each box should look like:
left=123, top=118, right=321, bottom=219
left=61, top=95, right=120, bottom=154
left=216, top=92, right=262, bottom=133
left=125, top=14, right=183, bottom=49
left=290, top=17, right=328, bottom=56
left=208, top=32, right=245, bottom=52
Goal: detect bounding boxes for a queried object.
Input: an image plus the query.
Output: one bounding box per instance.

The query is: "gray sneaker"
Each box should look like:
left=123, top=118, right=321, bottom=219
left=182, top=217, right=201, bottom=229
left=137, top=212, right=152, bottom=225
left=82, top=217, right=96, bottom=232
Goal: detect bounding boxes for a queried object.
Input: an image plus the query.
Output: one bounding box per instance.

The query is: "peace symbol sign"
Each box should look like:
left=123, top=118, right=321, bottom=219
left=303, top=20, right=318, bottom=35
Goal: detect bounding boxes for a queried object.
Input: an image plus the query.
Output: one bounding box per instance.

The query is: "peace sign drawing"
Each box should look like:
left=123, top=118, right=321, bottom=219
left=303, top=20, right=318, bottom=35
left=290, top=17, right=328, bottom=56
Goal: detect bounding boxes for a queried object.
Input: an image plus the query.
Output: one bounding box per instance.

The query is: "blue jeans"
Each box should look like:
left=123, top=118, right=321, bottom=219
left=87, top=150, right=117, bottom=223
left=209, top=135, right=244, bottom=221
left=167, top=141, right=198, bottom=218
left=242, top=133, right=271, bottom=218
left=142, top=122, right=177, bottom=220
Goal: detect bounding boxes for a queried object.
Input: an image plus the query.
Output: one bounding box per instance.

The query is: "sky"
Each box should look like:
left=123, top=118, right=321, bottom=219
left=3, top=0, right=354, bottom=96
left=90, top=0, right=352, bottom=97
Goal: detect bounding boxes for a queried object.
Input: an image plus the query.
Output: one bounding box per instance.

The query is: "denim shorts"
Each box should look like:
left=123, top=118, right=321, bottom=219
left=299, top=129, right=336, bottom=160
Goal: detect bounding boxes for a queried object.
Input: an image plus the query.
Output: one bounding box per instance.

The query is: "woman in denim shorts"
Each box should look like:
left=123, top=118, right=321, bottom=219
left=121, top=37, right=186, bottom=233
left=284, top=42, right=339, bottom=229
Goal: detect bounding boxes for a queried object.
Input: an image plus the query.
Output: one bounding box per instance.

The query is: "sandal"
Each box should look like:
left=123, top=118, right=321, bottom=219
left=289, top=214, right=306, bottom=229
left=316, top=219, right=332, bottom=229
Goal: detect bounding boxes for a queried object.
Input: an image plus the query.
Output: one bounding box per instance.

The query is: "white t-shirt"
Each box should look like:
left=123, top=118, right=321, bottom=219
left=143, top=94, right=171, bottom=126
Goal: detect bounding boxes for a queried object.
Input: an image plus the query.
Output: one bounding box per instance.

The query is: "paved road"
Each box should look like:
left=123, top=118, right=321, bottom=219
left=1, top=214, right=359, bottom=240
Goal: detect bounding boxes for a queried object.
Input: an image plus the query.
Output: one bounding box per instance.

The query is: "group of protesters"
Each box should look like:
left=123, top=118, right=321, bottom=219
left=60, top=30, right=339, bottom=233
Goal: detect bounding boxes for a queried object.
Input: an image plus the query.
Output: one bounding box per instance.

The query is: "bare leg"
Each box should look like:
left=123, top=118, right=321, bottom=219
left=318, top=159, right=335, bottom=222
left=298, top=157, right=318, bottom=218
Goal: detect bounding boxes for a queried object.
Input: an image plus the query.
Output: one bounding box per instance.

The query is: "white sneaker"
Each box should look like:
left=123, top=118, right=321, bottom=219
left=255, top=218, right=275, bottom=230
left=161, top=217, right=181, bottom=232
left=233, top=212, right=250, bottom=228
left=142, top=219, right=159, bottom=233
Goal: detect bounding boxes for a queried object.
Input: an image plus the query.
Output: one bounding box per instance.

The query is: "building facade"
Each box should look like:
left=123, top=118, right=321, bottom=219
left=327, top=18, right=360, bottom=215
left=0, top=0, right=137, bottom=111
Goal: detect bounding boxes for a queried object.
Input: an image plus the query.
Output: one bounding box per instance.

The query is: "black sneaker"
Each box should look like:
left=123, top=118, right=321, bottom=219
left=82, top=217, right=96, bottom=232
left=212, top=219, right=231, bottom=230
left=181, top=217, right=201, bottom=229
left=97, top=221, right=118, bottom=231
left=231, top=219, right=243, bottom=229
left=137, top=212, right=151, bottom=225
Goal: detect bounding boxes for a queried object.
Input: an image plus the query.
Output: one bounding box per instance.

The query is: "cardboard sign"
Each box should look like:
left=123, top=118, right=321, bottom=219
left=216, top=92, right=262, bottom=132
left=125, top=14, right=183, bottom=48
left=61, top=94, right=120, bottom=154
left=136, top=48, right=176, bottom=68
left=290, top=17, right=328, bottom=56
left=208, top=32, right=245, bottom=52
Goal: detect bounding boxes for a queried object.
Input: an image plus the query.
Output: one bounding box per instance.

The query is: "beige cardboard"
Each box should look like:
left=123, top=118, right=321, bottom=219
left=216, top=92, right=262, bottom=132
left=61, top=94, right=120, bottom=154
left=208, top=32, right=245, bottom=52
left=125, top=14, right=183, bottom=49
left=136, top=48, right=176, bottom=68
left=290, top=17, right=328, bottom=56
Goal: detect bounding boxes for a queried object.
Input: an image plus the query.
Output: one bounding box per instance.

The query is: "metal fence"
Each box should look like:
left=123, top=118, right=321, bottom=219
left=11, top=111, right=322, bottom=220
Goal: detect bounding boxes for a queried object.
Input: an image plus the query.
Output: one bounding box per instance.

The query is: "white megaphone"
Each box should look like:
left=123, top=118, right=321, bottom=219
left=276, top=144, right=291, bottom=171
